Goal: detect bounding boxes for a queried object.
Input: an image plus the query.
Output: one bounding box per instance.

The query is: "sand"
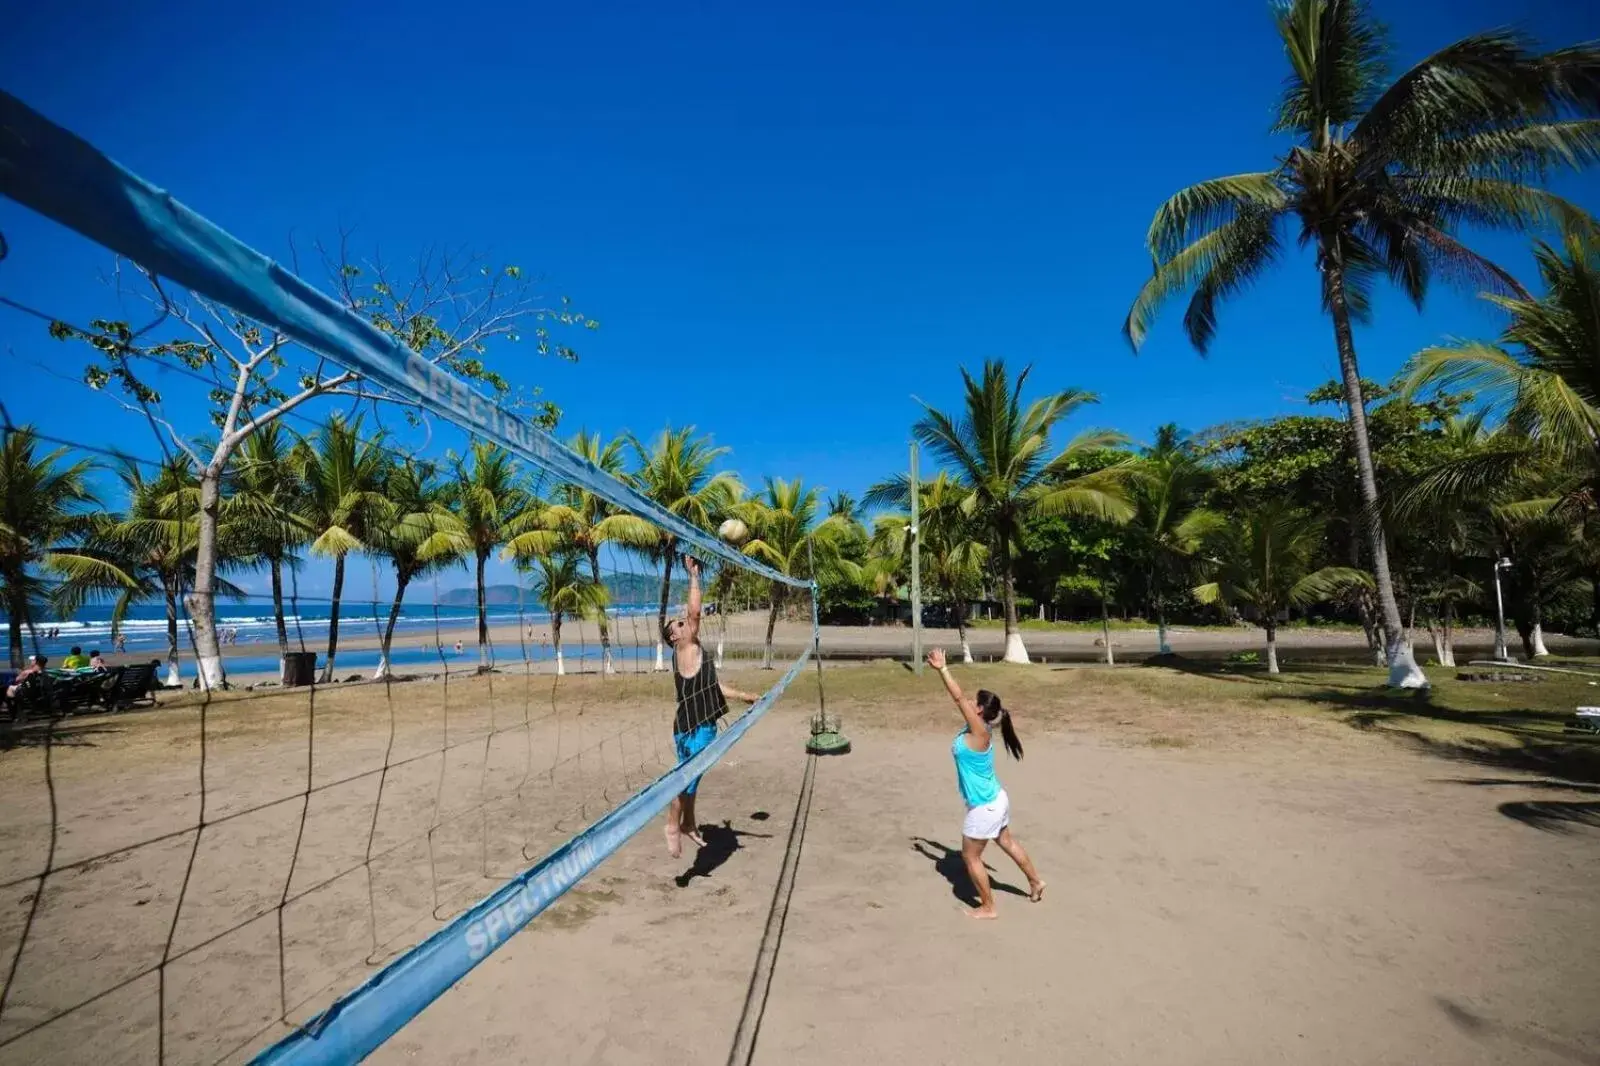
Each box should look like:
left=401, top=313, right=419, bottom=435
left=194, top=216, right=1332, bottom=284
left=0, top=663, right=1595, bottom=1065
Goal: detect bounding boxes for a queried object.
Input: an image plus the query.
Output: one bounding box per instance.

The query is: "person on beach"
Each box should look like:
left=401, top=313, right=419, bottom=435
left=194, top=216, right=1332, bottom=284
left=115, top=633, right=127, bottom=654
left=88, top=650, right=107, bottom=671
left=663, top=554, right=759, bottom=859
left=927, top=647, right=1044, bottom=918
left=61, top=646, right=88, bottom=670
left=7, top=655, right=46, bottom=699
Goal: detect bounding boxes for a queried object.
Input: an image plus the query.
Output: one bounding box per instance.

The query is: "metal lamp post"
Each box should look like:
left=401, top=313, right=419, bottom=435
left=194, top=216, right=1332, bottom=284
left=1492, top=557, right=1513, bottom=661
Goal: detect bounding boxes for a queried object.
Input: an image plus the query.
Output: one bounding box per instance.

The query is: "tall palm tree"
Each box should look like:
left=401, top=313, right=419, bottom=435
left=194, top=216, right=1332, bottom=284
left=913, top=360, right=1133, bottom=664
left=867, top=471, right=988, bottom=662
left=738, top=477, right=858, bottom=668
left=298, top=416, right=391, bottom=683
left=0, top=428, right=130, bottom=668
left=1129, top=425, right=1214, bottom=655
left=367, top=459, right=466, bottom=678
left=225, top=423, right=311, bottom=674
left=630, top=427, right=741, bottom=670
left=506, top=431, right=653, bottom=674
left=1125, top=0, right=1600, bottom=688
left=1193, top=500, right=1370, bottom=674
left=442, top=441, right=535, bottom=672
left=526, top=552, right=609, bottom=676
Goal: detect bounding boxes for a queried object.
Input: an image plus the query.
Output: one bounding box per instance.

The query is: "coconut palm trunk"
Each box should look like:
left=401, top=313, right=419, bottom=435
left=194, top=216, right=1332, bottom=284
left=270, top=557, right=290, bottom=678
left=375, top=572, right=411, bottom=679
left=998, top=524, right=1028, bottom=664
left=1265, top=619, right=1280, bottom=675
left=553, top=611, right=565, bottom=676
left=1100, top=583, right=1115, bottom=666
left=320, top=556, right=346, bottom=683
left=955, top=597, right=973, bottom=664
left=475, top=549, right=492, bottom=671
left=587, top=548, right=614, bottom=674
left=163, top=580, right=181, bottom=687
left=763, top=591, right=780, bottom=670
left=1325, top=265, right=1424, bottom=687
left=6, top=584, right=24, bottom=669
left=655, top=546, right=676, bottom=672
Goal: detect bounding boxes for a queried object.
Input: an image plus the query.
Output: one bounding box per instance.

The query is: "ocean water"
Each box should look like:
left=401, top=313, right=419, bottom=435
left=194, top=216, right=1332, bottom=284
left=3, top=599, right=667, bottom=677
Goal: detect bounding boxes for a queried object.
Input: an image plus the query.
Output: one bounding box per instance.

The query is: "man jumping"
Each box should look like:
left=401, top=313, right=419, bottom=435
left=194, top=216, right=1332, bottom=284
left=664, top=554, right=759, bottom=858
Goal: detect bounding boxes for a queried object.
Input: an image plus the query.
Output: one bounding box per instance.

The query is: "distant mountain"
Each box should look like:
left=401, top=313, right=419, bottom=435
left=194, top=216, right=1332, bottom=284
left=438, top=573, right=687, bottom=608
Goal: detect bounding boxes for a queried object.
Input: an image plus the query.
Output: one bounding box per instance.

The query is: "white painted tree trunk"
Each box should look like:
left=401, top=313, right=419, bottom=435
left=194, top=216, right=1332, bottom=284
left=1531, top=623, right=1550, bottom=658
left=1386, top=643, right=1427, bottom=688
left=1002, top=631, right=1029, bottom=664
left=960, top=637, right=973, bottom=664
left=654, top=642, right=666, bottom=672
left=555, top=647, right=565, bottom=676
left=165, top=658, right=182, bottom=688
left=715, top=636, right=725, bottom=669
left=372, top=653, right=388, bottom=681
left=1266, top=629, right=1280, bottom=675
left=1157, top=619, right=1171, bottom=656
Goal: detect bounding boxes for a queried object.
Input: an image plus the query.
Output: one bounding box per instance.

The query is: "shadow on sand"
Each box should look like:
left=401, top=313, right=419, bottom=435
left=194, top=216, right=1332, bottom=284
left=909, top=836, right=1027, bottom=906
left=675, top=819, right=774, bottom=888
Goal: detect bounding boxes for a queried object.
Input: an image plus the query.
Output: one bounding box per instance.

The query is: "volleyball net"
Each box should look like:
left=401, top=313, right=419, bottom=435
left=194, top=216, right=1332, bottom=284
left=0, top=91, right=820, bottom=1064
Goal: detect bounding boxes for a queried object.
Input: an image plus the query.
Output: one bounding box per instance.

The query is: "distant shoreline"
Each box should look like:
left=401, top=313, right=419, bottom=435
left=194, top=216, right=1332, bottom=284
left=52, top=613, right=1599, bottom=690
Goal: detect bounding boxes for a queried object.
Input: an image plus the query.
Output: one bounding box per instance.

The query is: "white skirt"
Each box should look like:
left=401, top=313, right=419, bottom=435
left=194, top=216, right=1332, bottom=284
left=962, top=789, right=1010, bottom=840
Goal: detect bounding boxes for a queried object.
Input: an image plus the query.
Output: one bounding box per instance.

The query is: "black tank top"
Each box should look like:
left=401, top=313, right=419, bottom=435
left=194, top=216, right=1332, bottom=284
left=673, top=643, right=729, bottom=735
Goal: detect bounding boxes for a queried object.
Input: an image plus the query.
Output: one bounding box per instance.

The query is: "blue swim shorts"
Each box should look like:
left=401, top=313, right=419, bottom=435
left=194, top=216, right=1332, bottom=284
left=673, top=721, right=718, bottom=796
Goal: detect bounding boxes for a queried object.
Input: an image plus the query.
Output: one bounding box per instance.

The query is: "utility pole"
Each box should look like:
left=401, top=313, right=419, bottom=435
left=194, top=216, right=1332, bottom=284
left=910, top=441, right=923, bottom=675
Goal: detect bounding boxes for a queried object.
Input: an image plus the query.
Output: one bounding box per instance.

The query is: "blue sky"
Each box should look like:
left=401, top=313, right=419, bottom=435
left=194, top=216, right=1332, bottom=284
left=3, top=0, right=1598, bottom=599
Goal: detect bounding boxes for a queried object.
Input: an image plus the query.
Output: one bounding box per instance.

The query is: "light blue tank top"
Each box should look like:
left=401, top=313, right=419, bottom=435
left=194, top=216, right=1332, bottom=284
left=952, top=727, right=1001, bottom=807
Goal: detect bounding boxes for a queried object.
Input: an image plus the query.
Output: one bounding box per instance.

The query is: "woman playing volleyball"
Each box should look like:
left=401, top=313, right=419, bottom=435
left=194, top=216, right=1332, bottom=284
left=927, top=647, right=1044, bottom=919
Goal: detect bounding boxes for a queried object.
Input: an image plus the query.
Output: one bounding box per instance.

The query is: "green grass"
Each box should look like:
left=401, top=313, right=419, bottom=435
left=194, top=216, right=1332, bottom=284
left=802, top=656, right=1600, bottom=783
left=964, top=617, right=1365, bottom=633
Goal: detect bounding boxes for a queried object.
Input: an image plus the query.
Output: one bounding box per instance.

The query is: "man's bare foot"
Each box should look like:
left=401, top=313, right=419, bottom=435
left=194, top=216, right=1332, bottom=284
left=1029, top=881, right=1046, bottom=902
left=967, top=906, right=999, bottom=920
left=681, top=823, right=706, bottom=849
left=665, top=821, right=682, bottom=859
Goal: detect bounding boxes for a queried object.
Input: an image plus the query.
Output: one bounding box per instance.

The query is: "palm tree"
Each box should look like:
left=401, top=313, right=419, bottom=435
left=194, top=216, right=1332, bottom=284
left=866, top=471, right=988, bottom=662
left=738, top=477, right=858, bottom=668
left=1192, top=500, right=1370, bottom=674
left=225, top=423, right=310, bottom=675
left=1403, top=228, right=1600, bottom=657
left=1124, top=0, right=1600, bottom=689
left=506, top=431, right=653, bottom=674
left=630, top=427, right=741, bottom=670
left=526, top=552, right=609, bottom=676
left=913, top=360, right=1133, bottom=664
left=0, top=428, right=130, bottom=668
left=367, top=459, right=465, bottom=678
left=298, top=416, right=391, bottom=683
left=442, top=441, right=534, bottom=672
left=1128, top=425, right=1214, bottom=655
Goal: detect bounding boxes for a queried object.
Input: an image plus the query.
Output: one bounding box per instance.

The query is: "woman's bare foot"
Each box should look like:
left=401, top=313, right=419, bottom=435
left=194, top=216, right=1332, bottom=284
left=665, top=821, right=682, bottom=859
left=681, top=822, right=706, bottom=849
left=967, top=906, right=999, bottom=920
left=1029, top=881, right=1046, bottom=902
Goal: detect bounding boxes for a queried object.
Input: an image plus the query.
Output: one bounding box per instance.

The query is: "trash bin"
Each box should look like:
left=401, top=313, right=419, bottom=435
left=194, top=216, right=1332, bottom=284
left=282, top=651, right=317, bottom=688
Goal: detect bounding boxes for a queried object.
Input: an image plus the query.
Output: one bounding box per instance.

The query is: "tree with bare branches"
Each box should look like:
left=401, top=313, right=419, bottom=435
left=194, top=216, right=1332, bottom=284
left=51, top=243, right=592, bottom=688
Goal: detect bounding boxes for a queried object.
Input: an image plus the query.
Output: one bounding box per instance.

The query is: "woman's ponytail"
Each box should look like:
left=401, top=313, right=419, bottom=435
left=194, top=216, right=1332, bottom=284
left=977, top=689, right=1024, bottom=760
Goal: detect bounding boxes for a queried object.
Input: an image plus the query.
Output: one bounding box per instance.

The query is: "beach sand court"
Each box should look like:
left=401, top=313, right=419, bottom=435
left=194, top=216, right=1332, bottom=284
left=0, top=663, right=1595, bottom=1064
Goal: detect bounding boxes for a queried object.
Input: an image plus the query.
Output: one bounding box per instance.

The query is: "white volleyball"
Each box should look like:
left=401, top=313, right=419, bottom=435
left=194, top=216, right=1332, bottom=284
left=718, top=518, right=749, bottom=545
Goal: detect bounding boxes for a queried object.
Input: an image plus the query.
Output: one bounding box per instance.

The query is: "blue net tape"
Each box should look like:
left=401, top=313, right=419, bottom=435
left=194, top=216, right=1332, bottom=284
left=0, top=90, right=803, bottom=587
